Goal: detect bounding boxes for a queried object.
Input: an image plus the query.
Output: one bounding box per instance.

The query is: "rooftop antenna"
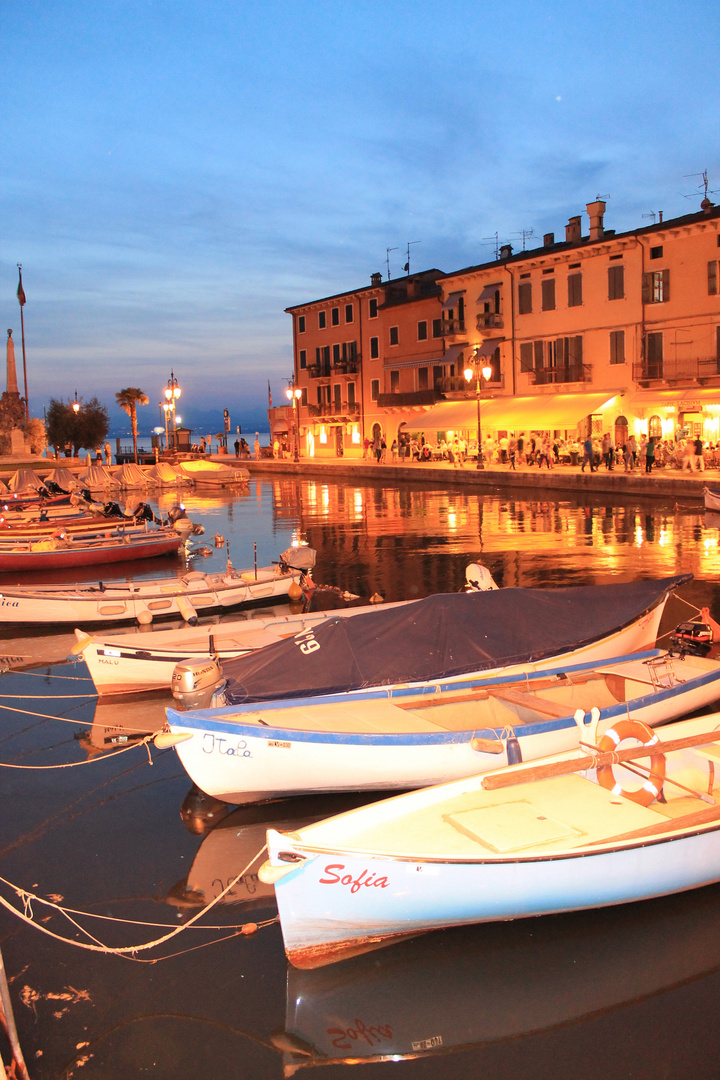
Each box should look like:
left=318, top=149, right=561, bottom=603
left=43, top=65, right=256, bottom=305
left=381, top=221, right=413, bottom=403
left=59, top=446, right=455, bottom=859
left=595, top=193, right=610, bottom=201
left=510, top=228, right=535, bottom=251
left=403, top=240, right=421, bottom=275
left=680, top=170, right=719, bottom=206
left=481, top=232, right=500, bottom=259
left=642, top=211, right=657, bottom=224
left=386, top=247, right=398, bottom=280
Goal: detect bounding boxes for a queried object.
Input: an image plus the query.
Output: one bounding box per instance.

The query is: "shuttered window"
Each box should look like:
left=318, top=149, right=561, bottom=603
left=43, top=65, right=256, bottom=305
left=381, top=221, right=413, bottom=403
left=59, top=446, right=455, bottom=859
left=608, top=266, right=625, bottom=300
left=370, top=336, right=379, bottom=359
left=568, top=273, right=582, bottom=307
left=642, top=270, right=670, bottom=304
left=520, top=342, right=534, bottom=372
left=610, top=330, right=625, bottom=365
left=541, top=279, right=556, bottom=311
left=709, top=261, right=718, bottom=296
left=518, top=282, right=532, bottom=314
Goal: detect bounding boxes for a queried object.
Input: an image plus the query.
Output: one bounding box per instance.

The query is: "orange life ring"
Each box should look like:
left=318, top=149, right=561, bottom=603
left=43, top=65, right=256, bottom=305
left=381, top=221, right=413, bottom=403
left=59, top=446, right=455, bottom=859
left=597, top=719, right=666, bottom=806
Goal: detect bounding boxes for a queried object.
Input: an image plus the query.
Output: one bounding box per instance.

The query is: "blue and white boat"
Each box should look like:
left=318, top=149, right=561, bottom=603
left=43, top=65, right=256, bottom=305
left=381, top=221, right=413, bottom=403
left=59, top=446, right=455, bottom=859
left=259, top=712, right=720, bottom=968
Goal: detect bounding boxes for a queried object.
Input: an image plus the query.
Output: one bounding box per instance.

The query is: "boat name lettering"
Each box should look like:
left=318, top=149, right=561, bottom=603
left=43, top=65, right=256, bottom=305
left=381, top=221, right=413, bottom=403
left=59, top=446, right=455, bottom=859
left=328, top=1019, right=394, bottom=1050
left=98, top=658, right=120, bottom=666
left=318, top=864, right=390, bottom=894
left=0, top=599, right=19, bottom=608
left=201, top=733, right=251, bottom=758
left=295, top=628, right=321, bottom=655
left=211, top=873, right=260, bottom=897
left=268, top=740, right=291, bottom=749
left=411, top=1035, right=443, bottom=1052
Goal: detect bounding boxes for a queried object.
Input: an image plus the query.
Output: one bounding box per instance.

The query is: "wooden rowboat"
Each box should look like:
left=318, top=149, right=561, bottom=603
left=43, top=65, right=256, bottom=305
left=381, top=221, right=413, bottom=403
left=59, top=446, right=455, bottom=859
left=0, top=528, right=183, bottom=572
left=259, top=712, right=720, bottom=967
left=163, top=647, right=720, bottom=804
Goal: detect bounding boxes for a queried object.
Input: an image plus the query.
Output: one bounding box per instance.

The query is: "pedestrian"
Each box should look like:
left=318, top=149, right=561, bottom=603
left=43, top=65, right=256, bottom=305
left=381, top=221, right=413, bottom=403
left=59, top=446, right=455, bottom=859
left=373, top=433, right=382, bottom=463
left=201, top=436, right=206, bottom=454
left=516, top=433, right=525, bottom=466
left=646, top=436, right=656, bottom=473
left=581, top=435, right=595, bottom=472
left=363, top=437, right=371, bottom=459
left=381, top=436, right=387, bottom=463
left=254, top=433, right=260, bottom=460
left=602, top=433, right=614, bottom=470
left=537, top=436, right=553, bottom=469
left=626, top=435, right=637, bottom=470
left=104, top=441, right=112, bottom=466
left=508, top=437, right=517, bottom=470
left=234, top=439, right=240, bottom=458
left=694, top=436, right=705, bottom=471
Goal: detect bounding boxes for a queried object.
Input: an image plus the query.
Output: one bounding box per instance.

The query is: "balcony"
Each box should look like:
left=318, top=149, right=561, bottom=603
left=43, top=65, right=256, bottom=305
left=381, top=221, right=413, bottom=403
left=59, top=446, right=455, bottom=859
left=476, top=312, right=504, bottom=331
left=531, top=364, right=591, bottom=386
left=308, top=364, right=331, bottom=380
left=440, top=318, right=466, bottom=336
left=331, top=360, right=359, bottom=375
left=436, top=373, right=505, bottom=394
left=307, top=401, right=360, bottom=419
left=633, top=357, right=720, bottom=385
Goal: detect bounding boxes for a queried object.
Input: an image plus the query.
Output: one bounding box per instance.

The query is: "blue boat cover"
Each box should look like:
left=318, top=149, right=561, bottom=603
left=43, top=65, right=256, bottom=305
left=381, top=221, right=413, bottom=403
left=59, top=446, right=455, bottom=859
left=222, top=575, right=690, bottom=705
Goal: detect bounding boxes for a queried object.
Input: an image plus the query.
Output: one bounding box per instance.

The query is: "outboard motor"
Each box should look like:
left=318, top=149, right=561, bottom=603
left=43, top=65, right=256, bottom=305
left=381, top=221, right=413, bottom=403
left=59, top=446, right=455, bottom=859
left=669, top=620, right=713, bottom=657
left=279, top=545, right=317, bottom=574
left=171, top=655, right=226, bottom=710
left=462, top=562, right=499, bottom=592
left=102, top=501, right=125, bottom=519
left=167, top=503, right=204, bottom=536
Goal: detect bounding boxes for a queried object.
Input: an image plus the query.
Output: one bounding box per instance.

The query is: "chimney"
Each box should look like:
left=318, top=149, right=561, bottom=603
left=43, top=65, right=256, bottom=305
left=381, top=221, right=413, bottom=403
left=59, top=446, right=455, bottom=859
left=499, top=243, right=513, bottom=260
left=543, top=232, right=555, bottom=247
left=371, top=272, right=382, bottom=286
left=565, top=215, right=582, bottom=243
left=586, top=200, right=606, bottom=241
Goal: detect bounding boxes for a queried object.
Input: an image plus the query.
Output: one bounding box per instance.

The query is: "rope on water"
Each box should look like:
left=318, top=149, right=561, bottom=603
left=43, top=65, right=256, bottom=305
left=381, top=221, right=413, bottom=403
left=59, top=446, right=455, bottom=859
left=0, top=845, right=270, bottom=961
left=0, top=669, right=94, bottom=683
left=0, top=733, right=160, bottom=769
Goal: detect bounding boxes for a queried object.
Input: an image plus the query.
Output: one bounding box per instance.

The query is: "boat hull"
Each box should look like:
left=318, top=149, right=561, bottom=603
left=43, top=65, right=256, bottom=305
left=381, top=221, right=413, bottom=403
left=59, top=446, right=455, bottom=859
left=0, top=533, right=183, bottom=571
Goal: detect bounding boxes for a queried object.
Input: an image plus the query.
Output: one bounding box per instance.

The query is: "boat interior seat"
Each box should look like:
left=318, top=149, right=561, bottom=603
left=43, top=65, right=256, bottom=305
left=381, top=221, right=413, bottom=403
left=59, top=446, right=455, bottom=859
left=235, top=703, right=445, bottom=735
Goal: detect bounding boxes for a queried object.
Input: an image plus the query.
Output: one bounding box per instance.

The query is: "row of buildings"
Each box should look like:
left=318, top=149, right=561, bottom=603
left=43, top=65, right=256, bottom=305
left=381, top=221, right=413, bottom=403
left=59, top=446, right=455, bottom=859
left=270, top=195, right=720, bottom=458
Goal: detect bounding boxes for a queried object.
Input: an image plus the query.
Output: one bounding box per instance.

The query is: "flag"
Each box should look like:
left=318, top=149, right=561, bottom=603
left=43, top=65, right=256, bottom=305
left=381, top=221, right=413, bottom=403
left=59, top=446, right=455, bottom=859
left=268, top=380, right=272, bottom=407
left=17, top=267, right=26, bottom=307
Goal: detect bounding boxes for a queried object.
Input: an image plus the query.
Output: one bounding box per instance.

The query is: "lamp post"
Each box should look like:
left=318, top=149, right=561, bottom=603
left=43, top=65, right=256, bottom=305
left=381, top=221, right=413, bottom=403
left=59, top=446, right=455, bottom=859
left=285, top=385, right=302, bottom=462
left=464, top=359, right=493, bottom=470
left=72, top=390, right=80, bottom=414
left=164, top=371, right=181, bottom=450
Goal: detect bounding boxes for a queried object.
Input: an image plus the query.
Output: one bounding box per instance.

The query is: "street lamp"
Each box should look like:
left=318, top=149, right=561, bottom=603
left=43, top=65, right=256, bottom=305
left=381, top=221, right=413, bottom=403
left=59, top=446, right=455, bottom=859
left=164, top=370, right=181, bottom=450
left=72, top=390, right=80, bottom=414
left=464, top=359, right=493, bottom=470
left=285, top=384, right=303, bottom=462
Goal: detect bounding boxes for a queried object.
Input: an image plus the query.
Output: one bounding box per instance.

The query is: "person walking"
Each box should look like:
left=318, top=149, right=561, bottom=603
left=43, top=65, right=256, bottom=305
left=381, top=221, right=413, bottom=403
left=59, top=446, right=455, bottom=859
left=694, top=436, right=706, bottom=472
left=254, top=433, right=260, bottom=460
left=391, top=438, right=398, bottom=463
left=646, top=436, right=656, bottom=473
left=602, top=432, right=614, bottom=470
left=581, top=435, right=595, bottom=472
left=234, top=439, right=240, bottom=458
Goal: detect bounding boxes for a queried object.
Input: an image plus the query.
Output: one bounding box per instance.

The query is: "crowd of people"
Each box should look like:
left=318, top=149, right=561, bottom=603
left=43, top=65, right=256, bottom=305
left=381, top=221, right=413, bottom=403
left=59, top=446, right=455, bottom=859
left=360, top=430, right=716, bottom=472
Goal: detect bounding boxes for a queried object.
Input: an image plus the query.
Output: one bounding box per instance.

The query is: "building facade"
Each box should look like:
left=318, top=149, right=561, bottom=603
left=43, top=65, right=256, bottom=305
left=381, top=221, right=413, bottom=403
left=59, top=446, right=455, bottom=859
left=278, top=197, right=720, bottom=458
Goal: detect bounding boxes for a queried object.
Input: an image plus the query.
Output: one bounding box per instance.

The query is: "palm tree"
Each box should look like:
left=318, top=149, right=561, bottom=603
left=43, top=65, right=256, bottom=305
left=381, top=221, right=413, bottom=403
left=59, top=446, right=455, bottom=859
left=115, top=387, right=149, bottom=464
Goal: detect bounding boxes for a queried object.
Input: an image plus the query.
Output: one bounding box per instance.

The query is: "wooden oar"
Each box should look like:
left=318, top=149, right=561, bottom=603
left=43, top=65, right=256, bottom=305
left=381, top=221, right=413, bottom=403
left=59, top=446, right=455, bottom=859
left=481, top=726, right=720, bottom=790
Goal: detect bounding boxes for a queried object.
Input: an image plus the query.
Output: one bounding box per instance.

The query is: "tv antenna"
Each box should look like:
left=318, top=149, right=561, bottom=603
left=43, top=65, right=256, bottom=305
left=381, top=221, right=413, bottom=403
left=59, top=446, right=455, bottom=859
left=510, top=228, right=535, bottom=251
left=481, top=232, right=500, bottom=259
left=403, top=240, right=421, bottom=275
left=680, top=170, right=719, bottom=205
left=386, top=247, right=398, bottom=280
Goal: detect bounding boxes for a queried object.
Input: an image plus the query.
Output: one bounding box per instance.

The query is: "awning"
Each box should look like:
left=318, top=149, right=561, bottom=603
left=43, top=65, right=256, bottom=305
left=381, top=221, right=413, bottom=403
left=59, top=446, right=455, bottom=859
left=441, top=343, right=469, bottom=366
left=409, top=392, right=616, bottom=433
left=476, top=337, right=504, bottom=357
left=622, top=388, right=720, bottom=414
left=477, top=282, right=502, bottom=303
left=442, top=291, right=464, bottom=310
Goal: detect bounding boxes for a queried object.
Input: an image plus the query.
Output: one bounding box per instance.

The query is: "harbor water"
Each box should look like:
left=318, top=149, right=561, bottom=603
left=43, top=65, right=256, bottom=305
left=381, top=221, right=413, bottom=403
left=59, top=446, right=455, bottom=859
left=1, top=474, right=720, bottom=1078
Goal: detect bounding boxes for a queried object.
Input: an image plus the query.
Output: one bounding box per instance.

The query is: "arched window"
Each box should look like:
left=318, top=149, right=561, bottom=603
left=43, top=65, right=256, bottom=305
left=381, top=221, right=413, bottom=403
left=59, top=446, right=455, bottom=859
left=648, top=414, right=662, bottom=439
left=614, top=414, right=629, bottom=449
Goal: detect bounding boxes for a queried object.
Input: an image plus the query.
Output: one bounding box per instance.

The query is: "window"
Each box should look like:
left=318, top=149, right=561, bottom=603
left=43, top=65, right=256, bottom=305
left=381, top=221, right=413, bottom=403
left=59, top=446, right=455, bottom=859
left=646, top=332, right=663, bottom=377
left=331, top=307, right=339, bottom=326
left=345, top=304, right=353, bottom=323
left=642, top=270, right=670, bottom=304
left=371, top=379, right=379, bottom=400
left=432, top=318, right=443, bottom=337
left=301, top=387, right=308, bottom=406
left=334, top=383, right=341, bottom=408
left=418, top=366, right=429, bottom=389
left=298, top=315, right=306, bottom=333
left=541, top=279, right=556, bottom=311
left=318, top=311, right=326, bottom=329
left=608, top=265, right=625, bottom=300
left=650, top=245, right=663, bottom=260
left=370, top=336, right=379, bottom=359
left=347, top=382, right=356, bottom=406
left=610, top=330, right=625, bottom=365
left=369, top=298, right=378, bottom=318
left=520, top=342, right=534, bottom=372
left=518, top=282, right=532, bottom=314
left=299, top=349, right=307, bottom=369
left=417, top=320, right=428, bottom=340
left=389, top=326, right=399, bottom=346
left=709, top=261, right=718, bottom=296
left=390, top=370, right=399, bottom=392
left=332, top=343, right=341, bottom=364
left=568, top=273, right=582, bottom=307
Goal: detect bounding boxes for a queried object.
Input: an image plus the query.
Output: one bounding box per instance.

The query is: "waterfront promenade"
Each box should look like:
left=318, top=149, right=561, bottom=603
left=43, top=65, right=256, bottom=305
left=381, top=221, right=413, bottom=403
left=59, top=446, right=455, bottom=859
left=241, top=454, right=716, bottom=502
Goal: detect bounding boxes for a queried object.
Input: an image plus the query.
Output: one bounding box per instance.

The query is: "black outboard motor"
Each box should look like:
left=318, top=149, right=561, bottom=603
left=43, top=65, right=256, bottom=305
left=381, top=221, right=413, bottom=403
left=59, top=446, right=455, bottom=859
left=669, top=620, right=713, bottom=657
left=102, top=501, right=125, bottom=519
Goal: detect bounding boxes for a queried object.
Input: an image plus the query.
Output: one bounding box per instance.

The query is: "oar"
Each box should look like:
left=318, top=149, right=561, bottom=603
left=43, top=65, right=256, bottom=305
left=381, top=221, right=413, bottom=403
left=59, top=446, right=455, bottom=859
left=481, top=725, right=720, bottom=790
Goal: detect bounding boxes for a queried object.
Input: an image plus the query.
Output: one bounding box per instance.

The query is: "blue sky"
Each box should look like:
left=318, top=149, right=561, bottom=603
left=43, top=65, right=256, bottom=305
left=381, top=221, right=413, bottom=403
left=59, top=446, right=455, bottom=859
left=1, top=0, right=718, bottom=434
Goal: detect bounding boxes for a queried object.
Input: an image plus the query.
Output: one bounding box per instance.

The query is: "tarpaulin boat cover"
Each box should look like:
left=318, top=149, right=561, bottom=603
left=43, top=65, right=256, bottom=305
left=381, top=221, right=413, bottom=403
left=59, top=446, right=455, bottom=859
left=221, top=574, right=690, bottom=704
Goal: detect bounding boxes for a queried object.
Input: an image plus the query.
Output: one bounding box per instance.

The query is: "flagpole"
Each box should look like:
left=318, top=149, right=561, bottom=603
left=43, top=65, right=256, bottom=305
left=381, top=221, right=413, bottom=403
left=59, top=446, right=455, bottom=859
left=17, top=265, right=28, bottom=423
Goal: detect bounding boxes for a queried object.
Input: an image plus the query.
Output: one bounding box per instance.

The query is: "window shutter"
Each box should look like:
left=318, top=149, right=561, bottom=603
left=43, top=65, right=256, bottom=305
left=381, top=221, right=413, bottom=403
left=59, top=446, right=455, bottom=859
left=533, top=340, right=544, bottom=369
left=642, top=273, right=652, bottom=304
left=709, top=261, right=718, bottom=296
left=662, top=269, right=670, bottom=302
left=520, top=342, right=533, bottom=372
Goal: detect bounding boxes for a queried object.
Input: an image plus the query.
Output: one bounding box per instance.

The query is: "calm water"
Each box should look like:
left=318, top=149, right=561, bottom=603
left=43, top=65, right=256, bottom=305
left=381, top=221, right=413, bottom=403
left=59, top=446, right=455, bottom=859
left=1, top=475, right=720, bottom=1079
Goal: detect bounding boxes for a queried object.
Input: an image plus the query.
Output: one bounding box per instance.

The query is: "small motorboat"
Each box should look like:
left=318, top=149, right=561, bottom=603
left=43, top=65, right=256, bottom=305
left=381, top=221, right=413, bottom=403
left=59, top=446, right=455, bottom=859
left=0, top=525, right=183, bottom=573
left=176, top=460, right=249, bottom=487
left=704, top=486, right=720, bottom=512
left=260, top=712, right=720, bottom=968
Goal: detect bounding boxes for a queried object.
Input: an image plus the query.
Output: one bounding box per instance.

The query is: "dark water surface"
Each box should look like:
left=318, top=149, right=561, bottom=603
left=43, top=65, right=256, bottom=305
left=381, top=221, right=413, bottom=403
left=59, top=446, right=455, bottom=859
left=2, top=476, right=720, bottom=1079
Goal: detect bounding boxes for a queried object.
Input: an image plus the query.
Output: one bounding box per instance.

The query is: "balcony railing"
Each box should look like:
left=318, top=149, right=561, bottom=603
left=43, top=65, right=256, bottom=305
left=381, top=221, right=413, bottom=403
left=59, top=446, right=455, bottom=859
left=307, top=364, right=331, bottom=380
left=376, top=389, right=440, bottom=408
left=440, top=318, right=466, bottom=336
left=633, top=357, right=720, bottom=383
left=331, top=361, right=359, bottom=374
left=476, top=312, right=504, bottom=330
left=531, top=364, right=591, bottom=386
left=436, top=373, right=505, bottom=393
left=307, top=401, right=360, bottom=418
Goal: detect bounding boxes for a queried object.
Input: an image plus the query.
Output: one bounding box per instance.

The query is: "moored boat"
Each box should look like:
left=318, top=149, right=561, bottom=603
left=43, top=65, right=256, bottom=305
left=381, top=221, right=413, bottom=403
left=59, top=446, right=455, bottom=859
left=162, top=644, right=720, bottom=804
left=260, top=712, right=720, bottom=967
left=0, top=527, right=183, bottom=572
left=704, top=485, right=720, bottom=512
left=176, top=460, right=249, bottom=486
